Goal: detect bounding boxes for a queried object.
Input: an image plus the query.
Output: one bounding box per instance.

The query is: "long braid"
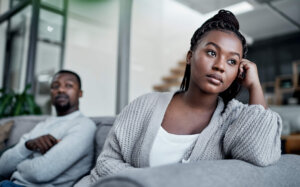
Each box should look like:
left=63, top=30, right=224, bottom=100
left=180, top=9, right=248, bottom=105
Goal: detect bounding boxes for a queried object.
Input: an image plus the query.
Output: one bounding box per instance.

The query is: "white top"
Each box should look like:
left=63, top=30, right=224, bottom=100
left=149, top=126, right=199, bottom=167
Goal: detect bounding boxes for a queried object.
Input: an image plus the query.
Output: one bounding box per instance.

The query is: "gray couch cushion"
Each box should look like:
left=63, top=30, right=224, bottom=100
left=0, top=115, right=48, bottom=147
left=271, top=106, right=300, bottom=135
left=90, top=117, right=115, bottom=127
left=92, top=116, right=115, bottom=163
left=93, top=154, right=300, bottom=187
left=95, top=125, right=113, bottom=159
left=0, top=115, right=115, bottom=151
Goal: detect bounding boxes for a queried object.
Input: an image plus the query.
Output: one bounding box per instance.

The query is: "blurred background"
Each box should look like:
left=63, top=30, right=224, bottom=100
left=0, top=0, right=299, bottom=117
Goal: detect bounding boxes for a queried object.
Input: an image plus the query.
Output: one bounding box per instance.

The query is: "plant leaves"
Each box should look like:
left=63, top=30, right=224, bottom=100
left=0, top=84, right=42, bottom=117
left=0, top=94, right=14, bottom=118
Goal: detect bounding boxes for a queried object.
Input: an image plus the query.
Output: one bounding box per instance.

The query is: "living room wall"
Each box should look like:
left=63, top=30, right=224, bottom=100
left=64, top=0, right=204, bottom=116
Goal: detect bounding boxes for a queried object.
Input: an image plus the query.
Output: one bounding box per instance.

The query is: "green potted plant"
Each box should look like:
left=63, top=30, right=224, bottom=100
left=0, top=84, right=42, bottom=118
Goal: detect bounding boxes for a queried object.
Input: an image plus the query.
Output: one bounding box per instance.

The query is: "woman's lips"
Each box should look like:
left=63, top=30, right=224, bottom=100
left=206, top=74, right=223, bottom=85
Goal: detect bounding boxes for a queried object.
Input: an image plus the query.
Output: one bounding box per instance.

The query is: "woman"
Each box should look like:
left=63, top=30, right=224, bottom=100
left=77, top=9, right=282, bottom=186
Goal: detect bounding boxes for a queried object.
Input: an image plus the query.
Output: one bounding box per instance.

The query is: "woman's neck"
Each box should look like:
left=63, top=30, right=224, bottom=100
left=181, top=86, right=218, bottom=111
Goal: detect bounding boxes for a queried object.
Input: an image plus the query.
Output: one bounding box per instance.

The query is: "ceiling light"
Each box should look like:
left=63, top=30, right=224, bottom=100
left=225, top=1, right=254, bottom=15
left=203, top=1, right=254, bottom=19
left=47, top=26, right=54, bottom=32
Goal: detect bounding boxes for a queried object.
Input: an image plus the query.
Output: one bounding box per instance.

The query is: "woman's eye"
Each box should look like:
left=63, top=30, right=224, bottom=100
left=228, top=59, right=237, bottom=65
left=207, top=50, right=216, bottom=57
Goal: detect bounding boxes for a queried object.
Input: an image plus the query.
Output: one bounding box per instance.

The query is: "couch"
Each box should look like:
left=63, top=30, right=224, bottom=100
left=0, top=115, right=300, bottom=187
left=270, top=105, right=300, bottom=135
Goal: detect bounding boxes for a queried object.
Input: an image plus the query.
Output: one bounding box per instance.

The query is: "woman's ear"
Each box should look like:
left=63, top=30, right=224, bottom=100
left=186, top=50, right=192, bottom=65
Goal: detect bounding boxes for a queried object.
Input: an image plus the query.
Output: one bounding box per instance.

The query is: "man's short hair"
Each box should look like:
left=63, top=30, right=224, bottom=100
left=53, top=70, right=82, bottom=89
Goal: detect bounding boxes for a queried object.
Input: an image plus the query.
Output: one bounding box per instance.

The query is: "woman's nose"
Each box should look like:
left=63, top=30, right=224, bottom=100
left=212, top=58, right=225, bottom=73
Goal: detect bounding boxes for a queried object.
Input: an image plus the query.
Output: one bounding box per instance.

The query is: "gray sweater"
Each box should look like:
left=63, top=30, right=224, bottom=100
left=76, top=92, right=282, bottom=186
left=0, top=111, right=96, bottom=187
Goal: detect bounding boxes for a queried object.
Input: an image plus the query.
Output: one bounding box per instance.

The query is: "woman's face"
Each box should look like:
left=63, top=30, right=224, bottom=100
left=187, top=30, right=243, bottom=95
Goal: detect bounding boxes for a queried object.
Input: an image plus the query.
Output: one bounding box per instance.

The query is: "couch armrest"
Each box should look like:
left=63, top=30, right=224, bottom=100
left=92, top=154, right=300, bottom=187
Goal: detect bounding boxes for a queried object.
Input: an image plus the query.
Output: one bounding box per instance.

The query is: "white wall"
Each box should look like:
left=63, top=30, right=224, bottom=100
left=64, top=0, right=119, bottom=117
left=129, top=0, right=204, bottom=101
left=64, top=0, right=204, bottom=116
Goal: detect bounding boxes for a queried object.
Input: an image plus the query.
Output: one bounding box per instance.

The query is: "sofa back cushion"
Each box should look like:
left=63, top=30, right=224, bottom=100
left=0, top=115, right=48, bottom=147
left=0, top=120, right=14, bottom=150
left=91, top=117, right=115, bottom=163
left=271, top=106, right=300, bottom=135
left=0, top=115, right=115, bottom=158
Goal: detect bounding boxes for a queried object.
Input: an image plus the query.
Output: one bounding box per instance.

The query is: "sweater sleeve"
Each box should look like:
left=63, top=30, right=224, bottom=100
left=75, top=124, right=134, bottom=187
left=223, top=102, right=282, bottom=167
left=15, top=119, right=96, bottom=183
left=0, top=133, right=33, bottom=178
left=75, top=93, right=157, bottom=187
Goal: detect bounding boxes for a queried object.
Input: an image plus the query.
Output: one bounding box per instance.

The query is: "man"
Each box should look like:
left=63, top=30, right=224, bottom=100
left=0, top=70, right=96, bottom=187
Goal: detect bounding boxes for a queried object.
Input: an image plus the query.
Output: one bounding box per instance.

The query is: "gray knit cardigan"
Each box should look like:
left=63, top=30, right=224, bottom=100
left=76, top=92, right=282, bottom=186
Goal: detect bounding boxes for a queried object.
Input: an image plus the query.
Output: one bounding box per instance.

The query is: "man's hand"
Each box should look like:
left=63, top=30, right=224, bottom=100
left=25, top=134, right=58, bottom=154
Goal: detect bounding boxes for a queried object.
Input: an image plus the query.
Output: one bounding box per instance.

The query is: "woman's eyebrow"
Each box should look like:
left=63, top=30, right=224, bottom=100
left=205, top=42, right=219, bottom=49
left=230, top=52, right=241, bottom=59
left=205, top=42, right=241, bottom=59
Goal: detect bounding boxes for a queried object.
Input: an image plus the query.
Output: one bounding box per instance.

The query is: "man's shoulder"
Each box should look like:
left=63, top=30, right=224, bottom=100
left=76, top=113, right=96, bottom=127
left=59, top=112, right=97, bottom=134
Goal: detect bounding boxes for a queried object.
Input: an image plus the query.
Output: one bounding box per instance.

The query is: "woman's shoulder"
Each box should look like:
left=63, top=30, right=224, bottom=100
left=222, top=99, right=253, bottom=120
left=222, top=98, right=245, bottom=113
left=113, top=92, right=170, bottom=133
left=133, top=91, right=163, bottom=101
left=118, top=92, right=171, bottom=116
left=128, top=92, right=172, bottom=107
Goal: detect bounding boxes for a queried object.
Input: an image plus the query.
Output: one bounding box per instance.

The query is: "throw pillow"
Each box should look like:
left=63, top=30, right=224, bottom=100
left=0, top=120, right=14, bottom=150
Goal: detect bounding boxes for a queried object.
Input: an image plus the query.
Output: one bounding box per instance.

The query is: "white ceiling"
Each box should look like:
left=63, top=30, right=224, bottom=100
left=175, top=0, right=300, bottom=41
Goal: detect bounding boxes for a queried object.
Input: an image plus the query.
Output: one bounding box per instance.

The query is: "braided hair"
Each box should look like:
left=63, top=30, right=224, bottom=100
left=180, top=9, right=248, bottom=105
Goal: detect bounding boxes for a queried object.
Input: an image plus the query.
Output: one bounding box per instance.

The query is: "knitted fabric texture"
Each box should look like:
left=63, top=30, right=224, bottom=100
left=76, top=92, right=282, bottom=187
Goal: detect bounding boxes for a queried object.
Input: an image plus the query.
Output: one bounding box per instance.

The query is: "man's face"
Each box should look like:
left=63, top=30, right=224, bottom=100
left=50, top=73, right=82, bottom=115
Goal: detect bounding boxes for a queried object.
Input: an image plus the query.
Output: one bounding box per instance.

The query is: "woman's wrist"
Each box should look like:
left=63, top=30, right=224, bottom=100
left=246, top=80, right=267, bottom=108
left=248, top=81, right=261, bottom=92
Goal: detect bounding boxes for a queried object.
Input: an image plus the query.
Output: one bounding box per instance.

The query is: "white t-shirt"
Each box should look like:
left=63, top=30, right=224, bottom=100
left=149, top=126, right=199, bottom=167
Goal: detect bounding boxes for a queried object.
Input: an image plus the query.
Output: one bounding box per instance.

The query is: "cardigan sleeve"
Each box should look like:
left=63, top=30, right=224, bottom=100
left=75, top=93, right=158, bottom=187
left=223, top=102, right=282, bottom=167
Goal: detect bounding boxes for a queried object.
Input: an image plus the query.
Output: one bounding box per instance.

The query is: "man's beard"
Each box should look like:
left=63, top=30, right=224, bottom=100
left=54, top=94, right=71, bottom=113
left=54, top=102, right=71, bottom=113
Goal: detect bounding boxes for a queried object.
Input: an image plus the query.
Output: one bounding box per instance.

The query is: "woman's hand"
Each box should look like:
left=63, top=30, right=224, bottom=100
left=238, top=59, right=267, bottom=108
left=238, top=59, right=260, bottom=90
